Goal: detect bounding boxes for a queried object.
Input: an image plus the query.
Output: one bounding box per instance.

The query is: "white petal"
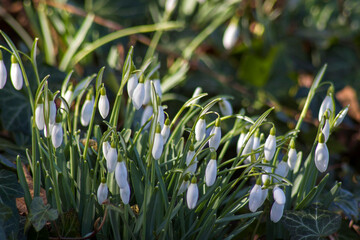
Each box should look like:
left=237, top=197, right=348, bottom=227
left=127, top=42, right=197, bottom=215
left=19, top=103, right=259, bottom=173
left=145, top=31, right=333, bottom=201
left=143, top=80, right=151, bottom=105
left=259, top=188, right=268, bottom=207
left=120, top=182, right=131, bottom=204
left=262, top=166, right=271, bottom=184
left=115, top=162, right=128, bottom=189
left=236, top=132, right=246, bottom=155
left=165, top=0, right=176, bottom=12
left=10, top=63, right=23, bottom=90
left=49, top=100, right=56, bottom=124
left=44, top=123, right=53, bottom=138
left=152, top=133, right=164, bottom=160
left=273, top=187, right=286, bottom=205
left=185, top=161, right=197, bottom=174
left=106, top=147, right=117, bottom=173
left=243, top=134, right=254, bottom=164
left=0, top=60, right=7, bottom=89
left=153, top=79, right=162, bottom=99
left=99, top=95, right=110, bottom=119
left=80, top=100, right=94, bottom=126
left=178, top=180, right=189, bottom=196
left=334, top=107, right=349, bottom=127
left=102, top=141, right=110, bottom=159
left=51, top=123, right=63, bottom=148
left=205, top=159, right=217, bottom=186
left=187, top=183, right=198, bottom=209
left=186, top=151, right=196, bottom=166
left=219, top=99, right=233, bottom=116
left=35, top=104, right=45, bottom=130
left=141, top=105, right=153, bottom=129
left=132, top=83, right=145, bottom=109
left=274, top=161, right=289, bottom=182
left=318, top=95, right=333, bottom=121
left=270, top=201, right=285, bottom=223
left=127, top=74, right=138, bottom=99
left=157, top=106, right=165, bottom=128
left=208, top=126, right=221, bottom=151
left=61, top=90, right=72, bottom=112
left=97, top=183, right=108, bottom=204
left=195, top=118, right=206, bottom=142
left=288, top=148, right=297, bottom=170
left=249, top=184, right=263, bottom=212
left=161, top=125, right=170, bottom=142
left=322, top=119, right=330, bottom=142
left=315, top=143, right=329, bottom=173
left=223, top=22, right=239, bottom=50
left=264, top=135, right=276, bottom=161
left=253, top=136, right=260, bottom=159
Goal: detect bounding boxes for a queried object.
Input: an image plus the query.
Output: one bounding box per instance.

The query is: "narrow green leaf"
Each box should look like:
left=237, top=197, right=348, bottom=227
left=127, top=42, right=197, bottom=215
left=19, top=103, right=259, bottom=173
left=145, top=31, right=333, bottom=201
left=16, top=156, right=31, bottom=210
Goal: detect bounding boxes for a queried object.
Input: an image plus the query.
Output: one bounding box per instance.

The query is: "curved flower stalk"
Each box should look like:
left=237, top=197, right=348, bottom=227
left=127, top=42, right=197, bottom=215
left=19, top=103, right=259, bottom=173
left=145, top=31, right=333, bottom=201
left=252, top=129, right=261, bottom=159
left=127, top=73, right=138, bottom=99
left=98, top=86, right=110, bottom=119
left=132, top=78, right=145, bottom=110
left=81, top=90, right=94, bottom=126
left=152, top=124, right=164, bottom=160
left=270, top=201, right=285, bottom=223
left=264, top=126, right=276, bottom=162
left=115, top=157, right=128, bottom=189
left=274, top=156, right=289, bottom=182
left=0, top=51, right=7, bottom=89
left=185, top=144, right=197, bottom=174
left=51, top=115, right=63, bottom=148
left=195, top=116, right=206, bottom=142
left=288, top=139, right=297, bottom=170
left=236, top=129, right=246, bottom=155
left=187, top=177, right=198, bottom=210
left=318, top=86, right=335, bottom=121
left=223, top=17, right=239, bottom=50
left=248, top=178, right=266, bottom=212
left=35, top=99, right=45, bottom=130
left=61, top=83, right=73, bottom=112
left=106, top=141, right=117, bottom=173
left=161, top=118, right=170, bottom=142
left=97, top=178, right=108, bottom=204
left=10, top=54, right=23, bottom=90
left=205, top=151, right=217, bottom=187
left=102, top=141, right=110, bottom=159
left=120, top=182, right=131, bottom=204
left=314, top=133, right=329, bottom=173
left=333, top=105, right=349, bottom=127
left=219, top=98, right=233, bottom=116
left=141, top=105, right=153, bottom=129
left=208, top=117, right=221, bottom=151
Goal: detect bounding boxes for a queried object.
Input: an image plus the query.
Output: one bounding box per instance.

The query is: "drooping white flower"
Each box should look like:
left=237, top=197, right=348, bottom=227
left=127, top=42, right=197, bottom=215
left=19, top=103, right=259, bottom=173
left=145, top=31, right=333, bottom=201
left=165, top=0, right=177, bottom=13
left=243, top=132, right=254, bottom=164
left=44, top=123, right=53, bottom=138
left=152, top=124, right=164, bottom=160
left=97, top=179, right=108, bottom=205
left=10, top=55, right=23, bottom=90
left=185, top=144, right=197, bottom=174
left=127, top=74, right=138, bottom=99
left=259, top=187, right=268, bottom=207
left=322, top=116, right=330, bottom=142
left=102, top=141, right=110, bottom=159
left=35, top=102, right=45, bottom=130
left=264, top=127, right=276, bottom=161
left=236, top=130, right=246, bottom=155
left=314, top=133, right=329, bottom=173
left=106, top=142, right=117, bottom=173
left=98, top=86, right=110, bottom=119
left=253, top=129, right=261, bottom=159
left=115, top=160, right=128, bottom=189
left=49, top=97, right=57, bottom=125
left=178, top=180, right=189, bottom=196
left=51, top=116, right=63, bottom=148
left=132, top=81, right=145, bottom=109
left=120, top=182, right=131, bottom=204
left=61, top=84, right=73, bottom=112
left=205, top=152, right=217, bottom=187
left=153, top=79, right=162, bottom=99
left=318, top=88, right=335, bottom=121
left=157, top=105, right=165, bottom=128
left=223, top=17, right=239, bottom=50
left=270, top=201, right=285, bottom=223
left=143, top=80, right=151, bottom=105
left=262, top=165, right=272, bottom=184
left=219, top=99, right=233, bottom=116
left=273, top=186, right=286, bottom=205
left=249, top=183, right=263, bottom=212
left=208, top=118, right=221, bottom=151
left=274, top=158, right=289, bottom=182
left=81, top=91, right=94, bottom=126
left=333, top=105, right=349, bottom=127
left=195, top=116, right=206, bottom=142
left=187, top=177, right=198, bottom=210
left=288, top=139, right=297, bottom=170
left=0, top=51, right=7, bottom=89
left=192, top=87, right=202, bottom=104
left=141, top=105, right=153, bottom=129
left=161, top=118, right=171, bottom=142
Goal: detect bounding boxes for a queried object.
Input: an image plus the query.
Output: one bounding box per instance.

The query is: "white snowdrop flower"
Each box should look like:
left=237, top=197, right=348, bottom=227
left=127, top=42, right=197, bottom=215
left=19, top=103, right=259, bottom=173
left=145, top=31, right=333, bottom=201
left=102, top=141, right=110, bottom=159
left=253, top=129, right=261, bottom=159
left=120, top=182, right=131, bottom=204
left=273, top=186, right=286, bottom=205
left=205, top=151, right=218, bottom=187
left=192, top=87, right=202, bottom=103
left=185, top=144, right=198, bottom=174
left=264, top=127, right=276, bottom=161
left=259, top=187, right=268, bottom=207
left=81, top=91, right=94, bottom=126
left=141, top=105, right=153, bottom=129
left=223, top=17, right=239, bottom=50
left=249, top=179, right=264, bottom=212
left=318, top=87, right=335, bottom=121
left=161, top=118, right=171, bottom=142
left=0, top=51, right=7, bottom=89
left=262, top=165, right=272, bottom=184
left=334, top=105, right=349, bottom=127
left=322, top=115, right=330, bottom=142
left=153, top=79, right=162, bottom=99
left=97, top=179, right=108, bottom=205
left=115, top=159, right=128, bottom=189
left=98, top=86, right=110, bottom=119
left=288, top=139, right=297, bottom=170
left=49, top=97, right=57, bottom=125
left=219, top=99, right=233, bottom=116
left=270, top=201, right=285, bottom=223
left=243, top=132, right=254, bottom=164
left=157, top=105, right=165, bottom=128
left=152, top=124, right=164, bottom=160
left=186, top=177, right=198, bottom=210
left=10, top=55, right=23, bottom=90
left=314, top=133, right=329, bottom=173
left=178, top=180, right=189, bottom=196
left=236, top=129, right=246, bottom=155
left=195, top=116, right=206, bottom=142
left=165, top=0, right=176, bottom=13
left=61, top=84, right=73, bottom=112
left=132, top=81, right=145, bottom=110
left=35, top=101, right=45, bottom=131
left=127, top=74, right=138, bottom=99
left=106, top=142, right=117, bottom=173
left=143, top=80, right=151, bottom=105
left=208, top=118, right=221, bottom=151
left=274, top=157, right=289, bottom=182
left=51, top=115, right=63, bottom=148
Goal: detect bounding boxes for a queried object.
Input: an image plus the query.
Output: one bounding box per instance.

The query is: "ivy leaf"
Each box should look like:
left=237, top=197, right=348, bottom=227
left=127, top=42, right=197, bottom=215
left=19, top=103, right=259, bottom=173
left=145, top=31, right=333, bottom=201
left=29, top=197, right=58, bottom=232
left=0, top=202, right=12, bottom=222
left=282, top=207, right=341, bottom=240
left=0, top=169, right=24, bottom=204
left=330, top=188, right=359, bottom=221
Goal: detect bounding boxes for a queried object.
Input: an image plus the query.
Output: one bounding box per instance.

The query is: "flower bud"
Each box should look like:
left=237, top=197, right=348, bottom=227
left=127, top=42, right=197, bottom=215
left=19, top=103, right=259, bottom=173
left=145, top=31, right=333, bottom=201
left=264, top=127, right=276, bottom=161
left=236, top=129, right=246, bottom=155
left=262, top=165, right=272, bottom=184
left=97, top=179, right=108, bottom=204
left=208, top=118, right=221, bottom=151
left=253, top=129, right=261, bottom=159
left=161, top=118, right=171, bottom=142
left=115, top=159, right=128, bottom=189
left=333, top=105, right=349, bottom=127
left=187, top=177, right=198, bottom=209
left=51, top=116, right=63, bottom=148
left=132, top=82, right=145, bottom=110
left=143, top=80, right=151, bottom=105
left=61, top=83, right=73, bottom=112
left=205, top=151, right=217, bottom=186
left=243, top=132, right=254, bottom=164
left=120, top=182, right=131, bottom=204
left=273, top=186, right=286, bottom=205
left=102, top=141, right=110, bottom=159
left=192, top=87, right=202, bottom=104
left=322, top=113, right=330, bottom=142
left=248, top=183, right=263, bottom=212
left=0, top=51, right=7, bottom=89
left=10, top=55, right=23, bottom=90
left=153, top=79, right=162, bottom=99
left=127, top=74, right=138, bottom=99
left=106, top=142, right=117, bottom=173
left=195, top=116, right=206, bottom=142
left=185, top=144, right=197, bottom=174
left=49, top=97, right=57, bottom=125
left=98, top=87, right=110, bottom=119
left=288, top=139, right=297, bottom=170
left=81, top=91, right=94, bottom=126
left=157, top=105, right=165, bottom=128
left=314, top=133, right=329, bottom=173
left=219, top=99, right=233, bottom=116
left=318, top=87, right=335, bottom=121
left=35, top=101, right=45, bottom=130
left=223, top=17, right=239, bottom=50
left=152, top=124, right=164, bottom=160
left=141, top=105, right=153, bottom=129
left=270, top=201, right=285, bottom=223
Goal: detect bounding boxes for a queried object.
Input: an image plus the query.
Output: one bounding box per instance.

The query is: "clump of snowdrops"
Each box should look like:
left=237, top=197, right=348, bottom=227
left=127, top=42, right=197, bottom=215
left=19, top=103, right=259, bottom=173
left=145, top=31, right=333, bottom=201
left=0, top=31, right=348, bottom=239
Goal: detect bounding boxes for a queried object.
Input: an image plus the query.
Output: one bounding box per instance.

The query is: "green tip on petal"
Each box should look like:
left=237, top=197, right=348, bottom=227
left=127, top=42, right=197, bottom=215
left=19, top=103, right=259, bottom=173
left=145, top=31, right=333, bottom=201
left=55, top=114, right=61, bottom=123
left=101, top=177, right=106, bottom=183
left=241, top=128, right=247, bottom=134
left=318, top=133, right=325, bottom=143
left=210, top=151, right=217, bottom=160
left=156, top=124, right=161, bottom=133
left=139, top=75, right=144, bottom=83
left=189, top=144, right=194, bottom=151
left=327, top=85, right=334, bottom=95
left=256, top=177, right=262, bottom=185
left=86, top=89, right=93, bottom=100
left=200, top=115, right=205, bottom=120
left=290, top=138, right=295, bottom=149
left=282, top=154, right=288, bottom=162
left=264, top=178, right=270, bottom=187
left=67, top=83, right=74, bottom=92
left=165, top=118, right=170, bottom=126
left=215, top=117, right=221, bottom=127
left=100, top=86, right=106, bottom=96
left=191, top=176, right=197, bottom=184
left=254, top=128, right=260, bottom=137
left=111, top=141, right=116, bottom=148
left=37, top=97, right=43, bottom=104
left=270, top=126, right=276, bottom=136
left=184, top=174, right=190, bottom=181
left=117, top=154, right=122, bottom=162
left=0, top=50, right=3, bottom=60
left=156, top=96, right=161, bottom=104
left=11, top=54, right=17, bottom=63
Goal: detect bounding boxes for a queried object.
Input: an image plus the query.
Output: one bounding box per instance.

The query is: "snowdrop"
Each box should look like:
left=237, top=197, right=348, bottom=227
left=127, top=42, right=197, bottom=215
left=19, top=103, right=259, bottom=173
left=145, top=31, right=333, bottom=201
left=10, top=54, right=23, bottom=90
left=127, top=74, right=138, bottom=99
left=61, top=83, right=73, bottom=112
left=35, top=99, right=45, bottom=131
left=243, top=130, right=254, bottom=164
left=205, top=151, right=217, bottom=187
left=120, top=182, right=131, bottom=204
left=51, top=115, right=63, bottom=148
left=165, top=0, right=177, bottom=13
left=195, top=116, right=206, bottom=142
left=236, top=129, right=246, bottom=156
left=153, top=79, right=162, bottom=99
left=273, top=186, right=286, bottom=205
left=178, top=174, right=190, bottom=196
left=152, top=124, right=164, bottom=160
left=115, top=157, right=128, bottom=189
left=223, top=17, right=239, bottom=50
left=262, top=163, right=272, bottom=184
left=264, top=127, right=276, bottom=161
left=318, top=86, right=335, bottom=121
left=141, top=105, right=153, bottom=129
left=270, top=201, right=285, bottom=223
left=322, top=112, right=330, bottom=142
left=132, top=78, right=145, bottom=110
left=219, top=98, right=233, bottom=116
left=274, top=156, right=289, bottom=182
left=187, top=177, right=198, bottom=210
left=81, top=90, right=94, bottom=126
left=102, top=141, right=110, bottom=159
left=49, top=94, right=57, bottom=125
left=192, top=87, right=202, bottom=103
left=157, top=105, right=165, bottom=128
left=185, top=144, right=197, bottom=174
left=314, top=133, right=329, bottom=173
left=333, top=105, right=349, bottom=128
left=248, top=178, right=266, bottom=212
left=106, top=141, right=117, bottom=173
left=97, top=178, right=108, bottom=205
left=98, top=86, right=110, bottom=119
left=208, top=117, right=221, bottom=151
left=253, top=129, right=261, bottom=159
left=143, top=79, right=151, bottom=105
left=0, top=50, right=7, bottom=89
left=288, top=139, right=297, bottom=170
left=161, top=118, right=171, bottom=142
